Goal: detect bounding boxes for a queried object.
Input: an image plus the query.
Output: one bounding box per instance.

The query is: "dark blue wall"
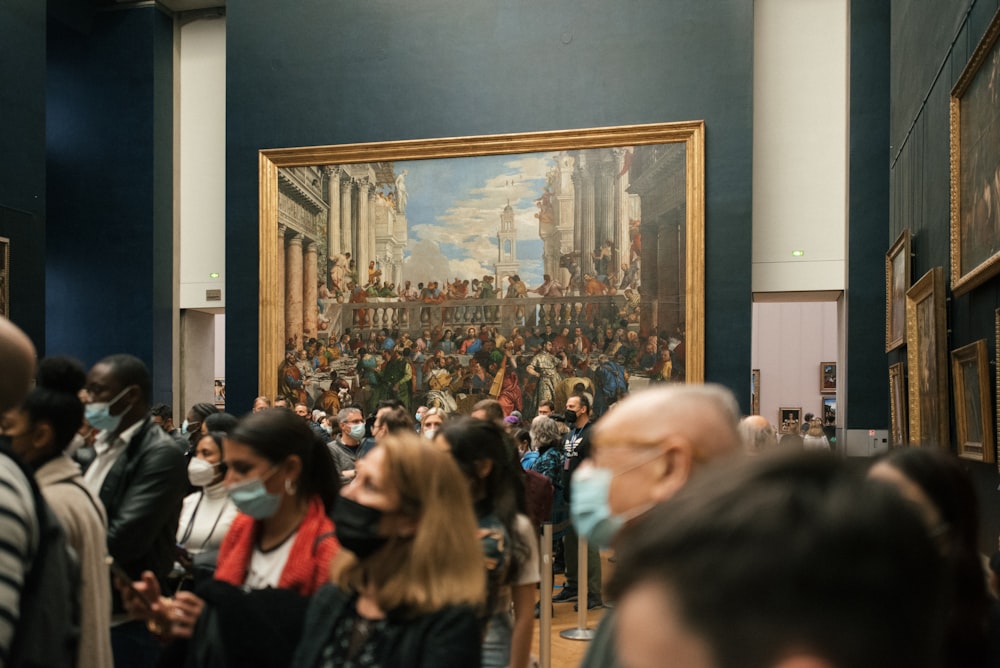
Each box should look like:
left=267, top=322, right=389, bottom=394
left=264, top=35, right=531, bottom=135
left=225, top=0, right=755, bottom=413
left=889, top=0, right=1000, bottom=548
left=46, top=7, right=174, bottom=401
left=0, top=0, right=47, bottom=349
left=847, top=0, right=890, bottom=429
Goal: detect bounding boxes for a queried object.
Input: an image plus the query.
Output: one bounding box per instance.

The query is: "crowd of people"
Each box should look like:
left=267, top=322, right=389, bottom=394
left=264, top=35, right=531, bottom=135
left=279, top=317, right=680, bottom=427
left=2, top=313, right=1000, bottom=668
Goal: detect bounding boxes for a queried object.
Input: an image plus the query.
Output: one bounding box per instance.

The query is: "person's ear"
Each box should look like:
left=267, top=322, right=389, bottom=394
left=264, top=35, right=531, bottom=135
left=31, top=421, right=55, bottom=452
left=648, top=438, right=693, bottom=503
left=283, top=454, right=303, bottom=485
left=475, top=459, right=494, bottom=479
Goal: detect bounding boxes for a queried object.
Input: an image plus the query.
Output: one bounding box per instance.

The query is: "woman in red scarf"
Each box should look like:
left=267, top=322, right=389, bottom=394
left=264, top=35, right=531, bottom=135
left=121, top=408, right=340, bottom=642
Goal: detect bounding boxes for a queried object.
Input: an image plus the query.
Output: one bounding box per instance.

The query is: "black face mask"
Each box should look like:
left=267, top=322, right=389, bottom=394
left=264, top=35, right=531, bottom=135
left=332, top=496, right=389, bottom=560
left=564, top=409, right=579, bottom=425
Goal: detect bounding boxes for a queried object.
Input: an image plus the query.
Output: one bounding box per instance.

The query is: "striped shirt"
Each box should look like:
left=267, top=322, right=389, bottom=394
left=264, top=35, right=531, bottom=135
left=0, top=455, right=38, bottom=667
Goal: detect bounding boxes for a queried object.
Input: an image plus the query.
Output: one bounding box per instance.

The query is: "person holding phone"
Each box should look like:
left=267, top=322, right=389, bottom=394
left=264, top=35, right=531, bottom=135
left=120, top=408, right=341, bottom=658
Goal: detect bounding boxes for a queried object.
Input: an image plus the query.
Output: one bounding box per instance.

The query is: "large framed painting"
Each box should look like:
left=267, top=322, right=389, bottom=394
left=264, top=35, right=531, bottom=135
left=951, top=339, right=994, bottom=463
left=888, top=362, right=908, bottom=447
left=885, top=229, right=910, bottom=351
left=950, top=7, right=1000, bottom=295
left=258, top=122, right=705, bottom=419
left=906, top=267, right=949, bottom=448
left=0, top=236, right=8, bottom=318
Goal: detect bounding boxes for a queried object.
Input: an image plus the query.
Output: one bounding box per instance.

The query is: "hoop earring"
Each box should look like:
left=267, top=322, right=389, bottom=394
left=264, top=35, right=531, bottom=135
left=284, top=478, right=298, bottom=496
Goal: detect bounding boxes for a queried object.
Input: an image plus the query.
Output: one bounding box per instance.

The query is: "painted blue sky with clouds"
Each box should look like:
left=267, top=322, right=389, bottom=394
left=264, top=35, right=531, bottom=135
left=398, top=151, right=556, bottom=290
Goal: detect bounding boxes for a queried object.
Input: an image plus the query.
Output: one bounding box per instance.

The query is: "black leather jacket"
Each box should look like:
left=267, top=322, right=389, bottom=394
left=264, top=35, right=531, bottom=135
left=83, top=416, right=188, bottom=610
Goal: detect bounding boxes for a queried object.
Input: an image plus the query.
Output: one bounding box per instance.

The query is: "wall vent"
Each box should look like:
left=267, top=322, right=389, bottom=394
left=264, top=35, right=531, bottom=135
left=206, top=289, right=222, bottom=301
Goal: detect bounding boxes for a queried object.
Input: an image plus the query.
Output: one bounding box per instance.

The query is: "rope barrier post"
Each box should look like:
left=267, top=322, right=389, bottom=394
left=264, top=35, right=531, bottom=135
left=559, top=534, right=595, bottom=640
left=539, top=523, right=553, bottom=668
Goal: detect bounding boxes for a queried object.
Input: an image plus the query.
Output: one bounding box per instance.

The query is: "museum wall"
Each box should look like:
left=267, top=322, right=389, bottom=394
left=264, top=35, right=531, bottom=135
left=224, top=0, right=755, bottom=414
left=889, top=0, right=1000, bottom=549
left=0, top=0, right=47, bottom=348
left=45, top=6, right=176, bottom=402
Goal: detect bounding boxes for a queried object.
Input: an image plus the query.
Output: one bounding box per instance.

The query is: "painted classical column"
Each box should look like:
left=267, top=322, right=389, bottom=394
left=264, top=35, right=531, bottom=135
left=326, top=166, right=342, bottom=257
left=614, top=149, right=632, bottom=280
left=341, top=178, right=354, bottom=263
left=303, top=241, right=319, bottom=340
left=277, top=224, right=287, bottom=349
left=357, top=177, right=374, bottom=282
left=639, top=220, right=660, bottom=336
left=577, top=159, right=596, bottom=277
left=593, top=152, right=616, bottom=279
left=285, top=234, right=304, bottom=349
left=657, top=210, right=682, bottom=334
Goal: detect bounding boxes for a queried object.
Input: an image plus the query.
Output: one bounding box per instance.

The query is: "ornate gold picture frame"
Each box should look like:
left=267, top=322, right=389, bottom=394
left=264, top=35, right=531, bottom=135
left=0, top=236, right=8, bottom=318
left=751, top=368, right=760, bottom=415
left=257, top=123, right=705, bottom=413
left=819, top=361, right=836, bottom=394
left=951, top=339, right=994, bottom=463
left=888, top=362, right=908, bottom=447
left=885, top=229, right=910, bottom=351
left=778, top=407, right=801, bottom=435
left=906, top=267, right=949, bottom=448
left=949, top=7, right=1000, bottom=295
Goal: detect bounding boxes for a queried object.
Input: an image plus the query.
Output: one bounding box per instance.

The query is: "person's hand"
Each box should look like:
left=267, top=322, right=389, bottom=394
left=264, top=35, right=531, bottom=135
left=118, top=571, right=174, bottom=638
left=169, top=592, right=206, bottom=639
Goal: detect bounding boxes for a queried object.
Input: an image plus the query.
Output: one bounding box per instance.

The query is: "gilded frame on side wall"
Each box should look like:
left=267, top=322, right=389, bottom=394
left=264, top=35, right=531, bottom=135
left=906, top=267, right=949, bottom=448
left=257, top=122, right=706, bottom=404
left=888, top=362, right=908, bottom=447
left=751, top=368, right=760, bottom=416
left=995, top=310, right=1000, bottom=470
left=0, top=236, right=8, bottom=318
left=949, top=6, right=1000, bottom=295
left=885, top=229, right=910, bottom=351
left=951, top=339, right=994, bottom=463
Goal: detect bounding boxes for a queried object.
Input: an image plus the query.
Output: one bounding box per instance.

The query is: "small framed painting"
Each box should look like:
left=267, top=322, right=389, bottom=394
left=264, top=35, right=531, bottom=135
left=951, top=340, right=994, bottom=463
left=820, top=362, right=837, bottom=394
left=886, top=229, right=910, bottom=351
left=751, top=369, right=760, bottom=415
left=888, top=362, right=908, bottom=447
left=778, top=407, right=802, bottom=435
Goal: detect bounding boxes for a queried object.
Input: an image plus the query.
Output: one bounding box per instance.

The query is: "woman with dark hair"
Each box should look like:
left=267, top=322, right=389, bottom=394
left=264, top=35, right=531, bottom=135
left=123, top=408, right=341, bottom=650
left=435, top=417, right=539, bottom=668
left=1, top=356, right=113, bottom=668
left=174, top=431, right=238, bottom=586
left=183, top=402, right=216, bottom=449
left=869, top=447, right=999, bottom=667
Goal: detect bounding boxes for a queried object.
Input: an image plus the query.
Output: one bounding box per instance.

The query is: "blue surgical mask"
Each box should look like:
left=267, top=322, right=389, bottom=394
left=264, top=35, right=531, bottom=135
left=570, top=468, right=623, bottom=548
left=570, top=451, right=661, bottom=548
left=181, top=419, right=191, bottom=435
left=85, top=386, right=134, bottom=433
left=415, top=412, right=422, bottom=423
left=227, top=469, right=282, bottom=519
left=348, top=423, right=367, bottom=441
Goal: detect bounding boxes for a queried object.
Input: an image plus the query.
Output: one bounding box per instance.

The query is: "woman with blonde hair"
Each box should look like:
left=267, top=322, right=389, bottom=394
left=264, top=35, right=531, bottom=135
left=803, top=417, right=830, bottom=450
left=294, top=431, right=486, bottom=667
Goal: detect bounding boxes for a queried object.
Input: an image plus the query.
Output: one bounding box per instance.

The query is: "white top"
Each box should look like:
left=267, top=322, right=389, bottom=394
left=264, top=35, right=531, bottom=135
left=243, top=531, right=298, bottom=590
left=803, top=434, right=831, bottom=451
left=83, top=419, right=144, bottom=493
left=513, top=513, right=541, bottom=587
left=176, top=481, right=239, bottom=555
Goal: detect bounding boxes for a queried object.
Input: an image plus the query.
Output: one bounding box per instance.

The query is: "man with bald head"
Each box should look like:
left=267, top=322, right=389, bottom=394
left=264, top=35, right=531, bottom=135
left=573, top=383, right=743, bottom=668
left=738, top=414, right=778, bottom=455
left=0, top=317, right=35, bottom=412
left=0, top=318, right=38, bottom=661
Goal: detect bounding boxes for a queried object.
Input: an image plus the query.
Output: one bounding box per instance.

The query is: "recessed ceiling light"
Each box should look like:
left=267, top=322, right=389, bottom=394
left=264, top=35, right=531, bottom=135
left=791, top=250, right=804, bottom=257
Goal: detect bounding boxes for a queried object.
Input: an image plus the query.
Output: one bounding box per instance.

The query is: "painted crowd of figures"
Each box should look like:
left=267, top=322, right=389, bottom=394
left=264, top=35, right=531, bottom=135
left=278, top=320, right=684, bottom=422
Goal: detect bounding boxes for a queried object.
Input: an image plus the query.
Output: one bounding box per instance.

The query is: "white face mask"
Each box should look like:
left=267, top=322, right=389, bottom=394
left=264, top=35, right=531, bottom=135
left=422, top=428, right=437, bottom=441
left=187, top=457, right=218, bottom=487
left=347, top=423, right=367, bottom=441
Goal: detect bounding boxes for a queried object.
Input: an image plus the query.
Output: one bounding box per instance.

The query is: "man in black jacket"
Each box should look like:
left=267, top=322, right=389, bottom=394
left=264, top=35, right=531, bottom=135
left=81, top=353, right=188, bottom=668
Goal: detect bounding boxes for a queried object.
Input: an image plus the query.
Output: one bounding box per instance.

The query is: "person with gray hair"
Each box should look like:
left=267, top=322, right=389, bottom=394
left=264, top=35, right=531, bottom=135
left=738, top=414, right=778, bottom=455
left=574, top=383, right=743, bottom=668
left=328, top=406, right=373, bottom=482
